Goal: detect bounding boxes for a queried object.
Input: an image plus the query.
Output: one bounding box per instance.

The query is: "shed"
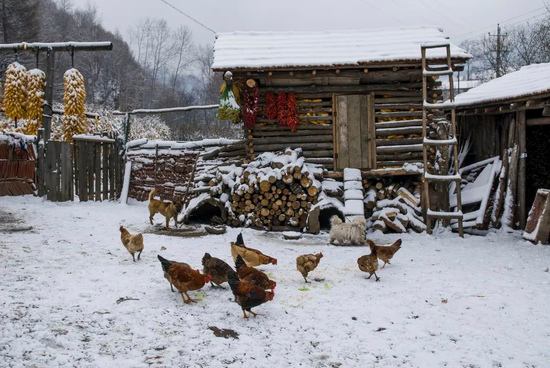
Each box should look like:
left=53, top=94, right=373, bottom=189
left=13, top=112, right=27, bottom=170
left=454, top=62, right=550, bottom=229
left=212, top=26, right=471, bottom=176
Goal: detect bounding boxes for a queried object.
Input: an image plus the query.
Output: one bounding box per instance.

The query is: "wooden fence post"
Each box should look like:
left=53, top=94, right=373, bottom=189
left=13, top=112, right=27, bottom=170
left=517, top=110, right=527, bottom=229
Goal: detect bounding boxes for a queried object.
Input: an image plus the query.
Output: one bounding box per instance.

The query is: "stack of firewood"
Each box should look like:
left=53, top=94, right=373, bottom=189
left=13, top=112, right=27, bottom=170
left=363, top=179, right=427, bottom=233
left=207, top=148, right=321, bottom=229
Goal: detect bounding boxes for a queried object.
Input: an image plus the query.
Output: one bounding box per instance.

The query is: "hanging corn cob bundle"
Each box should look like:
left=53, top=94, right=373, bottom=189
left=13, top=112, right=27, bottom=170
left=24, top=69, right=46, bottom=135
left=62, top=68, right=87, bottom=142
left=4, top=62, right=29, bottom=121
left=217, top=71, right=242, bottom=123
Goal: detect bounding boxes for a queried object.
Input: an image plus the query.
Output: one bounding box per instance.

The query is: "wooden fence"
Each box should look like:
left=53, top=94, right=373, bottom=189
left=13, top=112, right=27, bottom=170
left=44, top=141, right=73, bottom=201
left=73, top=135, right=123, bottom=201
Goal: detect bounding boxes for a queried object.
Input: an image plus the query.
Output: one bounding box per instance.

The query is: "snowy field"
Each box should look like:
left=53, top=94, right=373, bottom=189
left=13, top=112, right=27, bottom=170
left=1, top=196, right=550, bottom=368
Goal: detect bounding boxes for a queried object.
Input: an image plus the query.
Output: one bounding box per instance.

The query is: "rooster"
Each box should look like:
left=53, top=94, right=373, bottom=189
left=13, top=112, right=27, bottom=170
left=158, top=256, right=191, bottom=292
left=368, top=239, right=402, bottom=268
left=357, top=247, right=380, bottom=282
left=157, top=255, right=211, bottom=304
left=119, top=226, right=144, bottom=262
left=296, top=253, right=323, bottom=283
left=235, top=255, right=276, bottom=291
left=228, top=270, right=274, bottom=319
left=230, top=233, right=277, bottom=267
left=202, top=253, right=234, bottom=288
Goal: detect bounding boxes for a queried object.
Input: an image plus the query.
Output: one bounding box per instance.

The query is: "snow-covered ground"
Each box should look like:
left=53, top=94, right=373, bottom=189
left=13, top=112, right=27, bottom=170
left=1, top=196, right=549, bottom=368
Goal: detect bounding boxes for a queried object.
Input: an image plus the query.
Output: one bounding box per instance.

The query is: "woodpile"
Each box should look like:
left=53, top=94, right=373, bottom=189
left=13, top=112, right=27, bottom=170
left=0, top=134, right=37, bottom=196
left=206, top=148, right=321, bottom=230
left=363, top=177, right=426, bottom=234
left=127, top=151, right=199, bottom=202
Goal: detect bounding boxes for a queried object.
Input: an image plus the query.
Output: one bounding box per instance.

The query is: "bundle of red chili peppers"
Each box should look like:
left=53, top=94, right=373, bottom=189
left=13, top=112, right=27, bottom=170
left=265, top=92, right=277, bottom=120
left=286, top=92, right=298, bottom=132
left=243, top=84, right=259, bottom=127
left=276, top=92, right=287, bottom=127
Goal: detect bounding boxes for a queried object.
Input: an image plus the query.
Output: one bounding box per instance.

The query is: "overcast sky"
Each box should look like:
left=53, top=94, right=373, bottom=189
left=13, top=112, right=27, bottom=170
left=89, top=0, right=549, bottom=47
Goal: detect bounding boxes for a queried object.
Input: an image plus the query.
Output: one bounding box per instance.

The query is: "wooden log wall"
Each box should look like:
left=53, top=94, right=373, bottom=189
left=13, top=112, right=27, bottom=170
left=234, top=67, right=443, bottom=172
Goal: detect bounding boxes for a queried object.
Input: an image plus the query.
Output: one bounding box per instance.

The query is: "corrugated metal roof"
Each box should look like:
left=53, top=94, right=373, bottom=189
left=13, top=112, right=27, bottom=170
left=212, top=26, right=471, bottom=71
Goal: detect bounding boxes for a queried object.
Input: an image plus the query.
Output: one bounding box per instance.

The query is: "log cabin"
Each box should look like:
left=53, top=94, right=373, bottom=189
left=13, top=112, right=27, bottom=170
left=212, top=26, right=471, bottom=177
left=454, top=62, right=550, bottom=229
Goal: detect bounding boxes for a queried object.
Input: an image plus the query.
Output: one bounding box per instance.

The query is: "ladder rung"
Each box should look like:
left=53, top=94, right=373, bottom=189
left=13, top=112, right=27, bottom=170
left=424, top=173, right=462, bottom=182
left=423, top=138, right=458, bottom=146
left=423, top=69, right=453, bottom=76
left=421, top=42, right=451, bottom=49
left=427, top=209, right=463, bottom=219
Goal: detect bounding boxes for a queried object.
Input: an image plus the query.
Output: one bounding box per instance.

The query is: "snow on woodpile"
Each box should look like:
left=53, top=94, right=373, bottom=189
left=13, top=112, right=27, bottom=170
left=453, top=62, right=550, bottom=107
left=185, top=148, right=331, bottom=232
left=212, top=26, right=470, bottom=70
left=125, top=138, right=242, bottom=202
left=363, top=177, right=426, bottom=234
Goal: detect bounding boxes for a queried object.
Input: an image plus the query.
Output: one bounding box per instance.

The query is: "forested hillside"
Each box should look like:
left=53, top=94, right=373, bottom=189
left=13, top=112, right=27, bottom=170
left=0, top=0, right=236, bottom=140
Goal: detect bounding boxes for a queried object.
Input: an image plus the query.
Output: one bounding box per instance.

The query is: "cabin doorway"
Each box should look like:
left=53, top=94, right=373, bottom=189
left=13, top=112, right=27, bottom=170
left=333, top=93, right=376, bottom=171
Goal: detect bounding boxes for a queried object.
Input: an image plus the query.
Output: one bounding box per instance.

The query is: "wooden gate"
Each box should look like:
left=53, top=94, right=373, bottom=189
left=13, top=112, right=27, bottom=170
left=334, top=94, right=376, bottom=170
left=45, top=141, right=73, bottom=202
left=73, top=136, right=123, bottom=202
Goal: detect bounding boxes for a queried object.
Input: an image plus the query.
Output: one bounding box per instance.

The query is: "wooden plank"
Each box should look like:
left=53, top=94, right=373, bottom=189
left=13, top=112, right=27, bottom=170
left=336, top=95, right=349, bottom=170
left=523, top=189, right=550, bottom=244
left=526, top=117, right=550, bottom=126
left=251, top=124, right=332, bottom=132
left=347, top=95, right=362, bottom=168
left=367, top=93, right=378, bottom=169
left=250, top=135, right=333, bottom=145
left=60, top=143, right=72, bottom=201
left=78, top=140, right=87, bottom=201
left=86, top=141, right=94, bottom=201
left=375, top=111, right=423, bottom=119
left=250, top=129, right=333, bottom=137
left=378, top=160, right=422, bottom=167
left=109, top=143, right=115, bottom=200
left=256, top=116, right=332, bottom=123
left=94, top=143, right=101, bottom=201
left=376, top=137, right=423, bottom=146
left=376, top=126, right=423, bottom=137
left=73, top=143, right=78, bottom=197
left=259, top=82, right=425, bottom=94
left=102, top=143, right=108, bottom=201
left=302, top=150, right=334, bottom=158
left=252, top=142, right=333, bottom=152
left=517, top=110, right=527, bottom=229
left=46, top=141, right=58, bottom=201
left=359, top=95, right=369, bottom=169
left=377, top=144, right=423, bottom=153
left=377, top=152, right=424, bottom=160
left=115, top=140, right=122, bottom=199
left=505, top=145, right=519, bottom=228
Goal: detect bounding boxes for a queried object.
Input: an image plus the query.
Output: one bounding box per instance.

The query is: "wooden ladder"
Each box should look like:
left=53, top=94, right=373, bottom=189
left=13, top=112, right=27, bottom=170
left=421, top=43, right=464, bottom=237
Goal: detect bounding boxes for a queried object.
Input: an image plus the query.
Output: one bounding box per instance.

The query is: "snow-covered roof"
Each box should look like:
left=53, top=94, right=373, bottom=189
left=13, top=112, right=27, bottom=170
left=212, top=26, right=471, bottom=71
left=453, top=63, right=550, bottom=107
left=441, top=80, right=482, bottom=90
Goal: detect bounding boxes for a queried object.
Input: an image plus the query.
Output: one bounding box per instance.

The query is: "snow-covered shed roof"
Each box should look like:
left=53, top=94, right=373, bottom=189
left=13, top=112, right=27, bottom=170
left=212, top=26, right=471, bottom=71
left=454, top=63, right=550, bottom=107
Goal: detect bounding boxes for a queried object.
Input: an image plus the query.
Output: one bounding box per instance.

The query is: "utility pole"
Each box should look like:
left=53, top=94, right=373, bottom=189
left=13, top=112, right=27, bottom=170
left=489, top=24, right=507, bottom=78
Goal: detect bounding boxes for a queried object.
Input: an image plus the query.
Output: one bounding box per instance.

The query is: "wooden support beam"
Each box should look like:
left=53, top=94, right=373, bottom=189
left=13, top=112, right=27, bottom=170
left=517, top=110, right=527, bottom=229
left=526, top=117, right=550, bottom=126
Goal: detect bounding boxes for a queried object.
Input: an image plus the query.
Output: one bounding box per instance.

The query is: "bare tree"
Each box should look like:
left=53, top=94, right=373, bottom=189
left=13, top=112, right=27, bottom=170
left=171, top=25, right=194, bottom=93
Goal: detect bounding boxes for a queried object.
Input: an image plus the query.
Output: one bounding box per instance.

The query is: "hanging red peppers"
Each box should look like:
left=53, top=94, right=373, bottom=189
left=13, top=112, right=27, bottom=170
left=286, top=92, right=298, bottom=132
left=265, top=91, right=277, bottom=120
left=243, top=80, right=259, bottom=127
left=276, top=91, right=287, bottom=127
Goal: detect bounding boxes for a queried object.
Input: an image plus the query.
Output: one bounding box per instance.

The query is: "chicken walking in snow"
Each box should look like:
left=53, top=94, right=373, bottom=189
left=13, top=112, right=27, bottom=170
left=231, top=233, right=277, bottom=267
left=228, top=270, right=274, bottom=319
left=235, top=255, right=276, bottom=291
left=368, top=239, right=402, bottom=268
left=296, top=252, right=323, bottom=283
left=357, top=247, right=380, bottom=281
left=202, top=253, right=234, bottom=289
left=157, top=255, right=211, bottom=304
left=119, top=226, right=144, bottom=262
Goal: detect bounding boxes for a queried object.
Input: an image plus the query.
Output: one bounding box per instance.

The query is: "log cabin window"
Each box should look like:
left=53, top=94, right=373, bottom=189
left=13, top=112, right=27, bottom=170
left=333, top=93, right=376, bottom=171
